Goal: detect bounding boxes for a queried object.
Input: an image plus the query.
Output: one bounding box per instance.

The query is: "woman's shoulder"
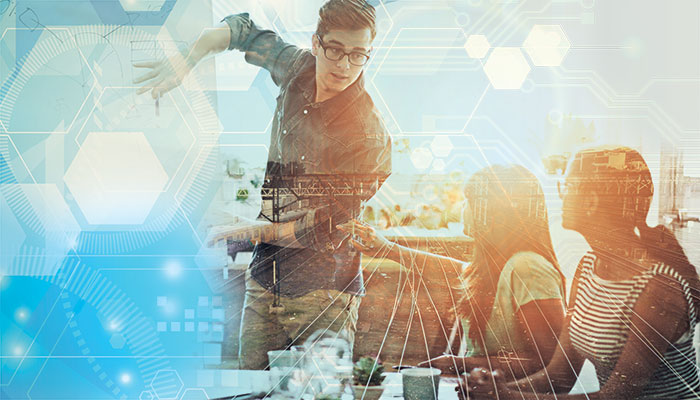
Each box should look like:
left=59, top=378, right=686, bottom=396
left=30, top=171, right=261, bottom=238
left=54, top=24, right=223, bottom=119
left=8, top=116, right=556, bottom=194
left=506, top=251, right=555, bottom=273
left=505, top=252, right=565, bottom=303
left=503, top=251, right=563, bottom=287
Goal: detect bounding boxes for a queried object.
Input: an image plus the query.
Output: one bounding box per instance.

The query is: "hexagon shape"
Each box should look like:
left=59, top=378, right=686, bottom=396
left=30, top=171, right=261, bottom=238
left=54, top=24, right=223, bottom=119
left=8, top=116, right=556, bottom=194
left=523, top=25, right=571, bottom=66
left=181, top=388, right=209, bottom=400
left=0, top=28, right=96, bottom=134
left=64, top=132, right=168, bottom=225
left=75, top=87, right=196, bottom=186
left=150, top=369, right=183, bottom=400
left=430, top=136, right=454, bottom=158
left=109, top=333, right=126, bottom=349
left=118, top=0, right=166, bottom=12
left=483, top=47, right=531, bottom=89
left=432, top=159, right=446, bottom=172
left=464, top=35, right=490, bottom=59
left=410, top=147, right=433, bottom=170
left=139, top=390, right=154, bottom=400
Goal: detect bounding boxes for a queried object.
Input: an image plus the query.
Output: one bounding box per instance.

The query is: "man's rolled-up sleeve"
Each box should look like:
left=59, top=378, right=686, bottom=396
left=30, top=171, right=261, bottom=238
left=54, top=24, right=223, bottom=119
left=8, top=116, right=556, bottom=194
left=221, top=13, right=309, bottom=87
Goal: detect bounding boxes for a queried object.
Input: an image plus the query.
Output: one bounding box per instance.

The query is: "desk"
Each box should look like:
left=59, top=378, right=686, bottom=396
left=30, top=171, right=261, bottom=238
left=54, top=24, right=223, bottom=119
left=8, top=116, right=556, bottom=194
left=208, top=371, right=461, bottom=399
left=376, top=373, right=461, bottom=399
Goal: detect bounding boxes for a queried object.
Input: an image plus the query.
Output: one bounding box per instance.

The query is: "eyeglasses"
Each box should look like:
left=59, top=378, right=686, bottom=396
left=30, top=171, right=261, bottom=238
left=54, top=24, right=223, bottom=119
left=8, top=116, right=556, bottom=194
left=316, top=35, right=370, bottom=66
left=557, top=180, right=576, bottom=199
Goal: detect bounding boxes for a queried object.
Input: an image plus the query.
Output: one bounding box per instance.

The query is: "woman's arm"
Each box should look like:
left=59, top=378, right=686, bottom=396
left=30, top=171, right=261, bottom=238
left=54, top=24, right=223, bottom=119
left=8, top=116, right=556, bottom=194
left=509, top=298, right=565, bottom=379
left=337, top=220, right=466, bottom=281
left=506, top=321, right=583, bottom=395
left=420, top=354, right=549, bottom=378
left=470, top=277, right=689, bottom=400
left=420, top=299, right=565, bottom=379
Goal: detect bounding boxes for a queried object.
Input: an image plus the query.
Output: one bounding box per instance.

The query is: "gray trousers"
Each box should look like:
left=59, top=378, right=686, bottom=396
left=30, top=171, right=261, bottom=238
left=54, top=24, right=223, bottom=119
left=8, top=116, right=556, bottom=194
left=237, top=272, right=360, bottom=370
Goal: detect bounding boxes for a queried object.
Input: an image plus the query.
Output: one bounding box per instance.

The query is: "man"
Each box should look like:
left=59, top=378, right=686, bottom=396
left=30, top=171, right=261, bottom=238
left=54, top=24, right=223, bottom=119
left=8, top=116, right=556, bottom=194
left=135, top=0, right=391, bottom=369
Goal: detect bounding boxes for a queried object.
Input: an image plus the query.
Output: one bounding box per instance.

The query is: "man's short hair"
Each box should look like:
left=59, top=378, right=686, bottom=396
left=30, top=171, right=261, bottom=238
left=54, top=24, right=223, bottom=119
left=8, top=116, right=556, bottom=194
left=316, top=0, right=377, bottom=41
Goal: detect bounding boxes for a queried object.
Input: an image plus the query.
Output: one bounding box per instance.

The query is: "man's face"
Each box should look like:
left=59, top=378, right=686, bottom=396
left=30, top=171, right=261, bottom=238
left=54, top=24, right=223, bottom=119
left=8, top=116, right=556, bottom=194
left=312, top=28, right=372, bottom=97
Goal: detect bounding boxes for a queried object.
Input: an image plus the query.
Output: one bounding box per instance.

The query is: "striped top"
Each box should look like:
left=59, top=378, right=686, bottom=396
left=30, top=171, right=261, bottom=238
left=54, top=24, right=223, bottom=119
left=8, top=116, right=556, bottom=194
left=569, top=252, right=700, bottom=399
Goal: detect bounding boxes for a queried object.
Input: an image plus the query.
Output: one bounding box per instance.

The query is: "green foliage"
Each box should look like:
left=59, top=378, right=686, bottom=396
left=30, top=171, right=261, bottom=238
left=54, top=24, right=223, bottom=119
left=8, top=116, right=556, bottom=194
left=315, top=395, right=340, bottom=400
left=352, top=356, right=385, bottom=386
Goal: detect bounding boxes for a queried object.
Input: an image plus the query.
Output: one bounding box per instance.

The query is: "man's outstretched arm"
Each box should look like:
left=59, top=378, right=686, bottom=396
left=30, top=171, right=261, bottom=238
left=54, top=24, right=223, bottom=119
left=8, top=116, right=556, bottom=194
left=133, top=22, right=230, bottom=98
left=134, top=13, right=306, bottom=98
left=205, top=218, right=306, bottom=249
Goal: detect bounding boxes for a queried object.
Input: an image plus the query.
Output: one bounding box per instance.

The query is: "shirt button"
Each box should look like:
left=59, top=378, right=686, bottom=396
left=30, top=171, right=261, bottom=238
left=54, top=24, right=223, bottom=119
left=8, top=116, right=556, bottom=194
left=303, top=109, right=308, bottom=115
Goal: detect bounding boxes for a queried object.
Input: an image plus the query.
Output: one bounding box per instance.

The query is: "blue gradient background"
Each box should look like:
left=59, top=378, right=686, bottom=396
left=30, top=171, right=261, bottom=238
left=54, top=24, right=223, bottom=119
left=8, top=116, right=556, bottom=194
left=1, top=0, right=699, bottom=398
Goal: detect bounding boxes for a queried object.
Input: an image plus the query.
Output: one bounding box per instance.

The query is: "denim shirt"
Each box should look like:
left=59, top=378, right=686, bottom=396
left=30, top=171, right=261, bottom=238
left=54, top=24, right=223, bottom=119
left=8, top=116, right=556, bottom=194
left=223, top=13, right=392, bottom=298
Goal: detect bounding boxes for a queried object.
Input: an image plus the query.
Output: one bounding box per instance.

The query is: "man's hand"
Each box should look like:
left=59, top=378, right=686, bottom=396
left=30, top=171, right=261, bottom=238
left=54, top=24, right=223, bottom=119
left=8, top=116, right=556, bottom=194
left=206, top=219, right=275, bottom=247
left=336, top=219, right=393, bottom=256
left=206, top=218, right=306, bottom=249
left=133, top=24, right=230, bottom=99
left=133, top=51, right=195, bottom=99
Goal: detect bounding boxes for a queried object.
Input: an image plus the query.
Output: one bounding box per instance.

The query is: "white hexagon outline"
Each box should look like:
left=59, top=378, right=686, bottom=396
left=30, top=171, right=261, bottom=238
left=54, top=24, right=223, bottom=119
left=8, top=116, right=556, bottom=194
left=72, top=86, right=197, bottom=194
left=522, top=24, right=571, bottom=67
left=150, top=369, right=184, bottom=400
left=139, top=390, right=155, bottom=400
left=0, top=28, right=98, bottom=134
left=180, top=388, right=210, bottom=400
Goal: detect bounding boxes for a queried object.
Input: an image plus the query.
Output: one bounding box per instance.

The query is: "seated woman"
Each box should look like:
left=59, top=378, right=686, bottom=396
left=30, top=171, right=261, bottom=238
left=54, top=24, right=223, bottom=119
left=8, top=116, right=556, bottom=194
left=465, top=147, right=700, bottom=399
left=339, top=164, right=566, bottom=379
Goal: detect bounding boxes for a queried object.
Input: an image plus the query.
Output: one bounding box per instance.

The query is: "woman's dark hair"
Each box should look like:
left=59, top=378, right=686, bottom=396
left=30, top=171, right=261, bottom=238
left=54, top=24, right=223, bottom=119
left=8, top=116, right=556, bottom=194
left=456, top=165, right=563, bottom=348
left=567, top=146, right=700, bottom=311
